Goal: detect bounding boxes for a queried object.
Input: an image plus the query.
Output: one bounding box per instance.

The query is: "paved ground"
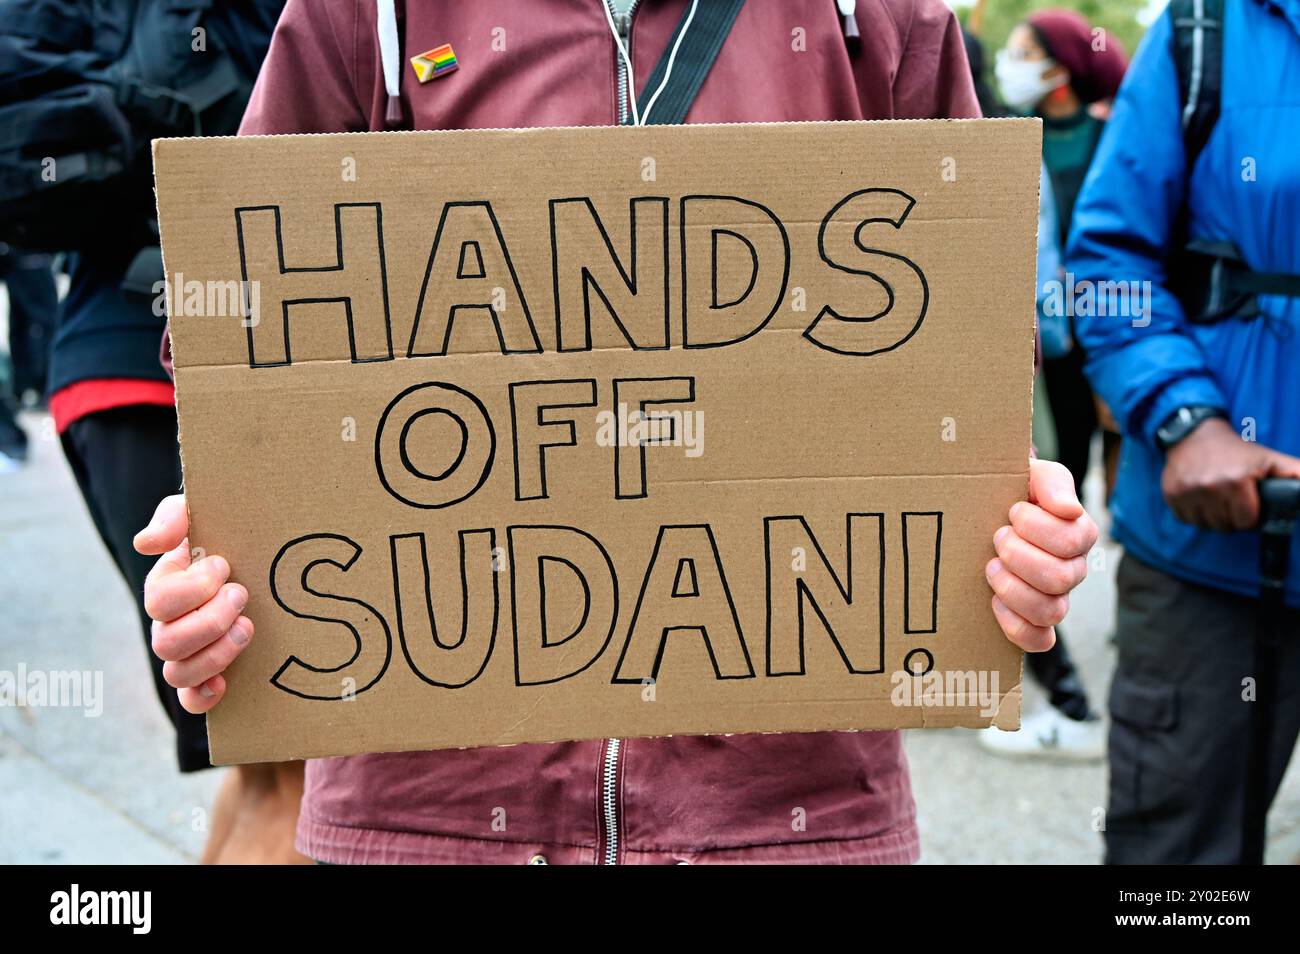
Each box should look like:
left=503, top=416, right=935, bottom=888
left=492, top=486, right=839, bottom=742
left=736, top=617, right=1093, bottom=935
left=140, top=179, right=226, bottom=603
left=2, top=407, right=1298, bottom=864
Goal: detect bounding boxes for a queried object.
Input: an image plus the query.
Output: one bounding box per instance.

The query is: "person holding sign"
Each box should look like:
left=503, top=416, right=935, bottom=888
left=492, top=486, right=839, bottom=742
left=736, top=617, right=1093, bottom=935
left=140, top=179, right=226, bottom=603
left=138, top=0, right=1098, bottom=865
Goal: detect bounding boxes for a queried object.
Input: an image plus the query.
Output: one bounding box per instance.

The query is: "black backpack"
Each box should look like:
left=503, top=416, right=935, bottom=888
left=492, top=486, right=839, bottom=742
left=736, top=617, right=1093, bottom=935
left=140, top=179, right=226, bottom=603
left=0, top=0, right=256, bottom=252
left=1168, top=0, right=1300, bottom=322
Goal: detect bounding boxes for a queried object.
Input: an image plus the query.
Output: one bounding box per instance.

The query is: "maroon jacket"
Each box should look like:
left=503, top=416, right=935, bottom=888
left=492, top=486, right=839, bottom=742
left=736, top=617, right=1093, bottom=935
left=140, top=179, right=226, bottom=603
left=237, top=0, right=978, bottom=865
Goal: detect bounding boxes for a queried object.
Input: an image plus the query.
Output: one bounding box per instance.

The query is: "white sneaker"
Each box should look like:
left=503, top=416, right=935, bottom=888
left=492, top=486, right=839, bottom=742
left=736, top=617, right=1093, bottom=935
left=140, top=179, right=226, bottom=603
left=979, top=707, right=1105, bottom=762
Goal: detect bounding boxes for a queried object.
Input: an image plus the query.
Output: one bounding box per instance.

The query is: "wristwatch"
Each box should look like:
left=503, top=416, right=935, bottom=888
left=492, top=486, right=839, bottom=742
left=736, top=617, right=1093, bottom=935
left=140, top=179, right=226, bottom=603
left=1155, top=405, right=1228, bottom=451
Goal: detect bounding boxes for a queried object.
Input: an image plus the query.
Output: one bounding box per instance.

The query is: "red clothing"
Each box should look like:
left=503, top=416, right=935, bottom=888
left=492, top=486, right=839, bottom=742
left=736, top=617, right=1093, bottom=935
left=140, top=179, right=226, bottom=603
left=49, top=379, right=175, bottom=434
left=239, top=0, right=979, bottom=865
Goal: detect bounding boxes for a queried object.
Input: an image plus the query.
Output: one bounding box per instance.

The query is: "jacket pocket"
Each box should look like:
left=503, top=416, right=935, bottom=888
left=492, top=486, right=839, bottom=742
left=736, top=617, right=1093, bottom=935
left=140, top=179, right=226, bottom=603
left=1110, top=674, right=1178, bottom=732
left=1106, top=673, right=1188, bottom=846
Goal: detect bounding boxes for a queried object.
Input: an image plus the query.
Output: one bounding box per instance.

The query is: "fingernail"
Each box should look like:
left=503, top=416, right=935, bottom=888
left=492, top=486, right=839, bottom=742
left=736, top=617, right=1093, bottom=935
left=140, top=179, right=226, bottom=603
left=226, top=585, right=247, bottom=611
left=994, top=526, right=1010, bottom=546
left=228, top=619, right=251, bottom=647
left=985, top=558, right=1003, bottom=580
left=991, top=595, right=1007, bottom=615
left=1009, top=502, right=1025, bottom=521
left=199, top=684, right=216, bottom=699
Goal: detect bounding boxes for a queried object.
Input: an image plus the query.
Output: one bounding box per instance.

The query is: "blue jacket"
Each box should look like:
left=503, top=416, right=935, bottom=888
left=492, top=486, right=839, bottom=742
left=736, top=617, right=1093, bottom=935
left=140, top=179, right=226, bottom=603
left=1067, top=0, right=1300, bottom=605
left=1037, top=165, right=1072, bottom=359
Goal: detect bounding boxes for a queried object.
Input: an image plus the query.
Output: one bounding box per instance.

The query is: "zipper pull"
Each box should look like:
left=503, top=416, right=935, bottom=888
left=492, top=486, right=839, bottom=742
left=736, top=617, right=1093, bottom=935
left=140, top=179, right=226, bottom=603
left=615, top=12, right=631, bottom=42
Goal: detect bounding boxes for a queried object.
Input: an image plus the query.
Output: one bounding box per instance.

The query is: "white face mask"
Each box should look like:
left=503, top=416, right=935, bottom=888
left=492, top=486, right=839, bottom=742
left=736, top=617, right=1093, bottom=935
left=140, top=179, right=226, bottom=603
left=995, top=50, right=1065, bottom=111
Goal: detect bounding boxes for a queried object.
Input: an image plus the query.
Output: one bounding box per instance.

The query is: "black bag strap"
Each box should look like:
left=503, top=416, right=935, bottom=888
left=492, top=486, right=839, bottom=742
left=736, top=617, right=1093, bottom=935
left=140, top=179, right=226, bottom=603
left=635, top=0, right=746, bottom=126
left=1170, top=0, right=1223, bottom=172
left=1227, top=269, right=1300, bottom=299
left=1167, top=0, right=1228, bottom=323
left=1176, top=241, right=1300, bottom=325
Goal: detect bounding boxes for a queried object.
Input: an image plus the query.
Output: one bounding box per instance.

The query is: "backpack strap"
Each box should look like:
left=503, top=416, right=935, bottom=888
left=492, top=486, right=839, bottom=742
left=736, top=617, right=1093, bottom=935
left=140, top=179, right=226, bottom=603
left=635, top=0, right=746, bottom=126
left=1179, top=240, right=1300, bottom=324
left=1170, top=0, right=1223, bottom=171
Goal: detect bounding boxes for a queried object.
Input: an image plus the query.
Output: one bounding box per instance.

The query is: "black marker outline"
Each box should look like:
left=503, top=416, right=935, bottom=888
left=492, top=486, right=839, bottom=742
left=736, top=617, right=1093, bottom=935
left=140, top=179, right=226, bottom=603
left=408, top=200, right=542, bottom=357
left=612, top=376, right=696, bottom=500
left=679, top=194, right=790, bottom=350
left=549, top=196, right=671, bottom=354
left=902, top=511, right=943, bottom=634
left=268, top=532, right=393, bottom=700
left=803, top=188, right=930, bottom=357
left=457, top=240, right=485, bottom=279
left=672, top=557, right=699, bottom=598
left=508, top=378, right=598, bottom=501
left=611, top=523, right=755, bottom=684
left=375, top=381, right=496, bottom=510
left=763, top=513, right=886, bottom=677
left=710, top=228, right=760, bottom=310
left=903, top=647, right=935, bottom=677
left=508, top=525, right=620, bottom=687
left=389, top=528, right=498, bottom=688
left=399, top=408, right=469, bottom=482
left=234, top=202, right=395, bottom=368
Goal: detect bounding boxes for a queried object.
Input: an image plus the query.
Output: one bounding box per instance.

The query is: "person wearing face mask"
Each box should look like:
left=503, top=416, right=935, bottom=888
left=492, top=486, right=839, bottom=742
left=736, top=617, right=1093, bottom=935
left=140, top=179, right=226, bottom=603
left=994, top=12, right=1127, bottom=519
left=966, top=16, right=1121, bottom=763
left=995, top=11, right=1128, bottom=243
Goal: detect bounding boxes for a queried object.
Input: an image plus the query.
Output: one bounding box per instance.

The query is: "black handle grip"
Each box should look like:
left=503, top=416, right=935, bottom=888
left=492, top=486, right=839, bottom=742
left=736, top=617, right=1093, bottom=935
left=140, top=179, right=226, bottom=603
left=1259, top=478, right=1300, bottom=533
left=1258, top=479, right=1300, bottom=599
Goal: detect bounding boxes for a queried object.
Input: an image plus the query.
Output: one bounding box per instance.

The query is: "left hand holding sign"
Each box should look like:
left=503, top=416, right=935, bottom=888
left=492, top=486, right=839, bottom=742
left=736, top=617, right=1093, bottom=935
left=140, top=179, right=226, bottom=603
left=986, top=459, right=1099, bottom=653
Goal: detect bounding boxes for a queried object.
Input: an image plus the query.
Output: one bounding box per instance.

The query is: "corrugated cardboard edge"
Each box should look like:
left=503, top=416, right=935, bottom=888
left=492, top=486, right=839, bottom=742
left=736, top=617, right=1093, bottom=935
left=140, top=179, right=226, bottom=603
left=152, top=116, right=1040, bottom=146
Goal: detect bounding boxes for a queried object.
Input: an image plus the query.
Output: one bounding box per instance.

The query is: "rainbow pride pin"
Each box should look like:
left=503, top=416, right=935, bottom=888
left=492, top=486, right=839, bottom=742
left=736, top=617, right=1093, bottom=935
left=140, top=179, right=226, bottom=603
left=411, top=43, right=458, bottom=83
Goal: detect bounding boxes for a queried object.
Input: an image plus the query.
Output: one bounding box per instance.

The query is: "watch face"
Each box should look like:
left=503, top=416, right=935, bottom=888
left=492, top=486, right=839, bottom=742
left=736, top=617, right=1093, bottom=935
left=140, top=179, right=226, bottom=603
left=1159, top=407, right=1218, bottom=449
left=1158, top=410, right=1188, bottom=448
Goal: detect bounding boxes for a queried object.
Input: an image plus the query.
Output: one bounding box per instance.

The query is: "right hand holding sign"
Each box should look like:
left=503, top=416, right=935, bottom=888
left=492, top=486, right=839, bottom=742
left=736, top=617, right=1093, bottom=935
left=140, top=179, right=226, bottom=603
left=134, top=495, right=250, bottom=714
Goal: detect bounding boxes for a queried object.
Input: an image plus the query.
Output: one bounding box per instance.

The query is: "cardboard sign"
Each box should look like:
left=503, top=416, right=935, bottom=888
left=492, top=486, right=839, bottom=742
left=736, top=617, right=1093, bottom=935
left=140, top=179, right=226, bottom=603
left=153, top=119, right=1040, bottom=765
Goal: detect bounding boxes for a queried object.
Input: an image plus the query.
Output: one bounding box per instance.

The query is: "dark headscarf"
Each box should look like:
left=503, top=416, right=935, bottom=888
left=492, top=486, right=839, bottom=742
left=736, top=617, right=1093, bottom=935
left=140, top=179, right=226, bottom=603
left=1027, top=9, right=1129, bottom=104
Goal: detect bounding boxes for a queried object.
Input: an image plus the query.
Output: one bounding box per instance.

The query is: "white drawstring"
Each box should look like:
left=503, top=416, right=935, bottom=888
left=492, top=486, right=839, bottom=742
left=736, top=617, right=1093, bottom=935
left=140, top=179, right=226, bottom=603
left=603, top=0, right=698, bottom=126
left=377, top=0, right=403, bottom=124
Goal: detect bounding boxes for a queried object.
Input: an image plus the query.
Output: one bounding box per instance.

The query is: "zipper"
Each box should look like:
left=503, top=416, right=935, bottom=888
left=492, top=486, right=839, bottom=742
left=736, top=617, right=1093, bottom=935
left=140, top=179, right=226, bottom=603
left=606, top=0, right=641, bottom=124
left=600, top=738, right=622, bottom=864
left=597, top=0, right=636, bottom=865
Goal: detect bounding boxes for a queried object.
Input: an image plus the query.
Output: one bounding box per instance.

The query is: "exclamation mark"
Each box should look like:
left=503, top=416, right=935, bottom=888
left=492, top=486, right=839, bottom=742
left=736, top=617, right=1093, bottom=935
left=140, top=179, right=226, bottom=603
left=902, top=512, right=942, bottom=634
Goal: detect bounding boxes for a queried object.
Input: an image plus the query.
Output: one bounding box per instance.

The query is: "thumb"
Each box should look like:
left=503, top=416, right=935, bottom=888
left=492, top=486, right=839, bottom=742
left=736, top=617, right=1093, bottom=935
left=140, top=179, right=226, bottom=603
left=145, top=536, right=194, bottom=588
left=1027, top=458, right=1085, bottom=521
left=134, top=494, right=189, bottom=555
